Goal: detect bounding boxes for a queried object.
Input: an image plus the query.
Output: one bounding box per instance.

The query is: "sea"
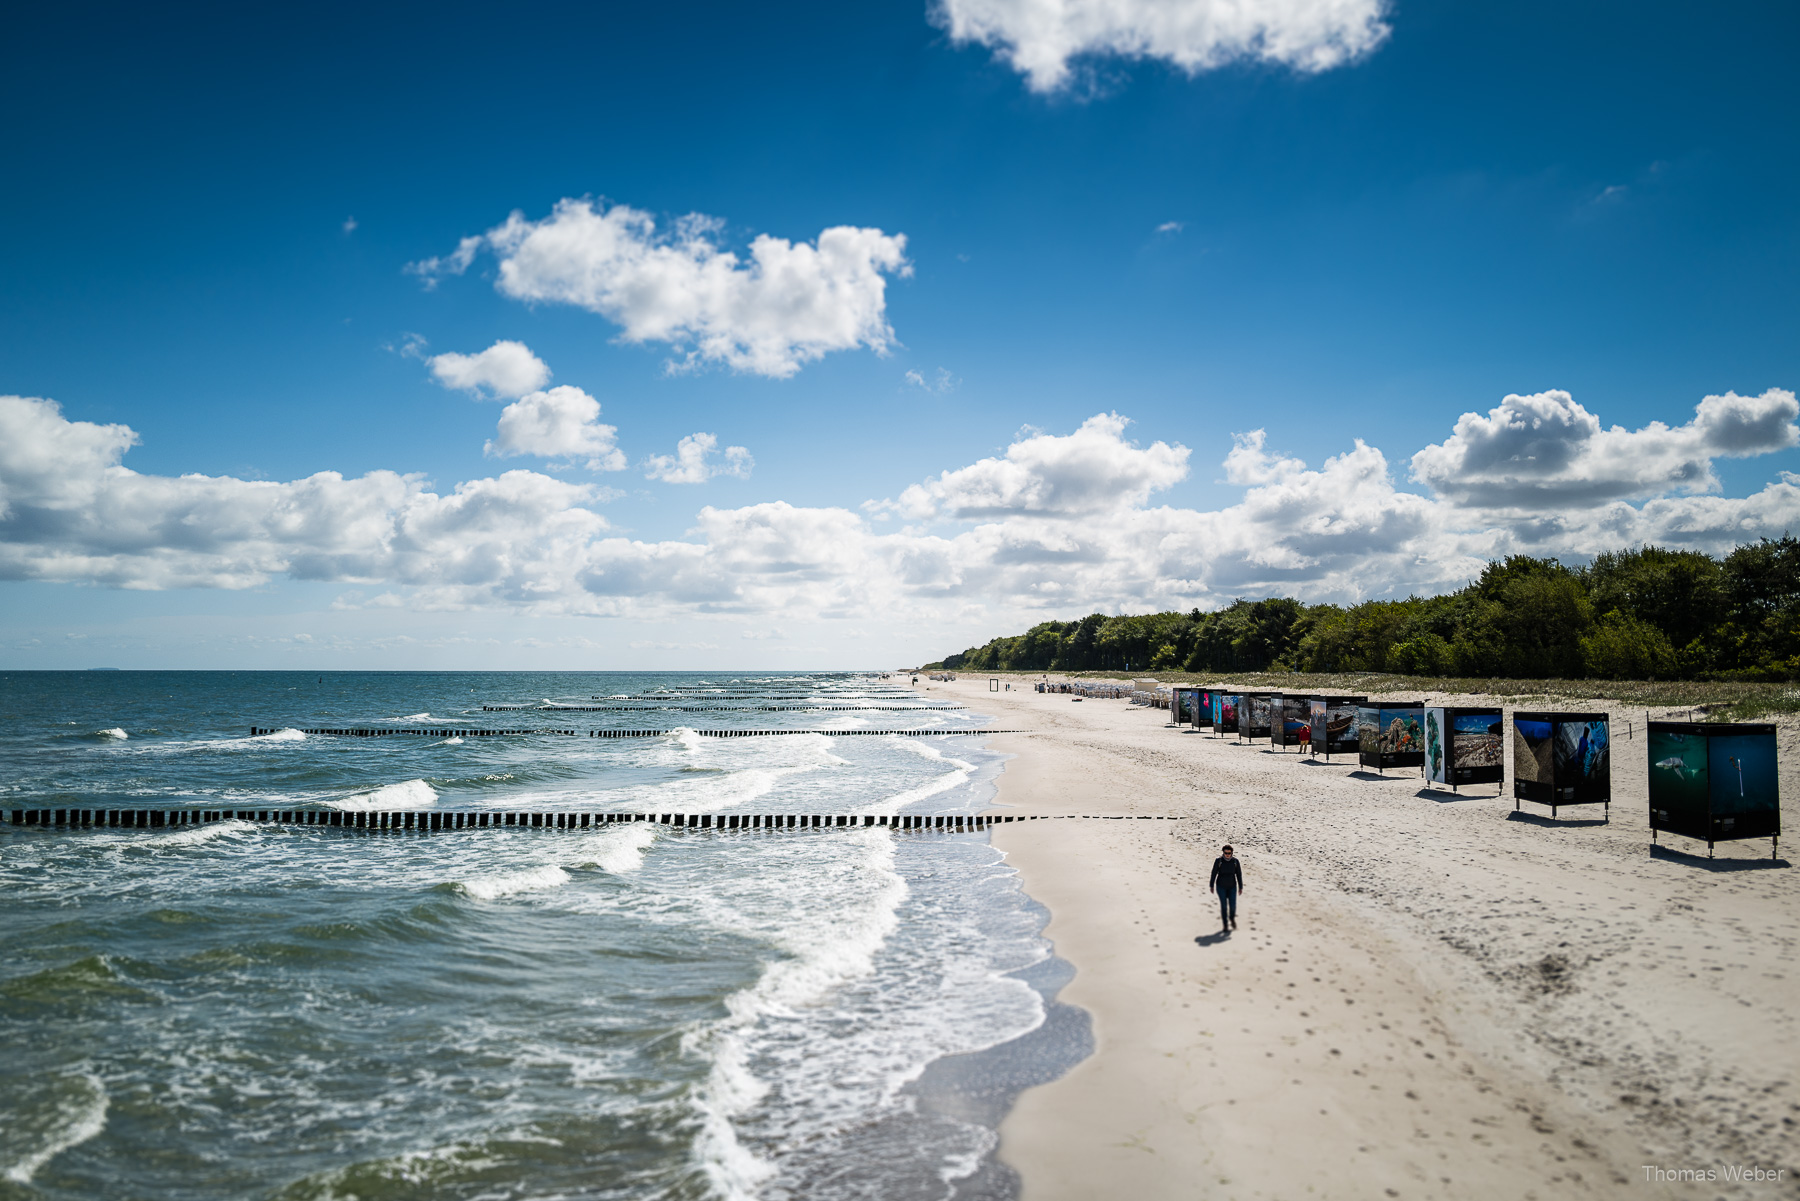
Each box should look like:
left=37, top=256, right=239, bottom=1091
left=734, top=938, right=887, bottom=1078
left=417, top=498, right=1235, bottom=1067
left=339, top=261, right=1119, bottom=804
left=0, top=671, right=1089, bottom=1201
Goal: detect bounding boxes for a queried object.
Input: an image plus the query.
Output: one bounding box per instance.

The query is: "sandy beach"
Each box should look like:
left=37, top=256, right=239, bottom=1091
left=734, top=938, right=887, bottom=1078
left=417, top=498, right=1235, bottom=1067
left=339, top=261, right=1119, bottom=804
left=921, top=674, right=1800, bottom=1201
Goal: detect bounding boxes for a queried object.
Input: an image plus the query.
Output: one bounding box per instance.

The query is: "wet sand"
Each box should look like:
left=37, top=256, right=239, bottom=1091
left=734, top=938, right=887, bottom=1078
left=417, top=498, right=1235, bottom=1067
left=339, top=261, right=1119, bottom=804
left=922, top=674, right=1800, bottom=1201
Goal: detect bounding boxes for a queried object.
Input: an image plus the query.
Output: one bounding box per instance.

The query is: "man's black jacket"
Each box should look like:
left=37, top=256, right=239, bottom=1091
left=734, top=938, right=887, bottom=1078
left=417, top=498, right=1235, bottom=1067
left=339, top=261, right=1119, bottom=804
left=1209, top=856, right=1243, bottom=892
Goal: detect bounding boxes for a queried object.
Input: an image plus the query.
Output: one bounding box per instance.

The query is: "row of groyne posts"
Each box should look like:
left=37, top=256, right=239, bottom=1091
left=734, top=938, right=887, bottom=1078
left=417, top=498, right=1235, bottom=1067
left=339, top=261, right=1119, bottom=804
left=7, top=809, right=1179, bottom=832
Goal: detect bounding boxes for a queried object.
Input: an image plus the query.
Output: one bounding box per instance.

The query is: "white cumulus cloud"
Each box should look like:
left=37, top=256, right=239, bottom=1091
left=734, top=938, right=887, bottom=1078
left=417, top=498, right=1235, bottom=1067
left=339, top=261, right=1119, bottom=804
left=896, top=413, right=1188, bottom=519
left=643, top=433, right=753, bottom=484
left=409, top=198, right=910, bottom=379
left=427, top=340, right=552, bottom=399
left=1410, top=387, right=1799, bottom=508
left=937, top=0, right=1391, bottom=93
left=485, top=386, right=627, bottom=472
left=4, top=390, right=1797, bottom=624
left=0, top=395, right=609, bottom=594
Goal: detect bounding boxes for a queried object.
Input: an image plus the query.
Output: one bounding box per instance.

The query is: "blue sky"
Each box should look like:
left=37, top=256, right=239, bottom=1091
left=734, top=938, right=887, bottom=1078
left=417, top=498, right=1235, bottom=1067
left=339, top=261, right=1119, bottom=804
left=2, top=0, right=1796, bottom=668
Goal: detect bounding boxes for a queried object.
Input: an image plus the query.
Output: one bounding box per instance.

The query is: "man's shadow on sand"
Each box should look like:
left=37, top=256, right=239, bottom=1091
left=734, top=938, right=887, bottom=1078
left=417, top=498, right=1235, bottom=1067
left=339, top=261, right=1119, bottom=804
left=1193, top=930, right=1233, bottom=947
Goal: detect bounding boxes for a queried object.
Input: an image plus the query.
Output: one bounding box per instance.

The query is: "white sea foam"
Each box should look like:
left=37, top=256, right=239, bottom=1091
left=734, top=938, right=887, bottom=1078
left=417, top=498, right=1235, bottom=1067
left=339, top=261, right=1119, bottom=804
left=328, top=779, right=438, bottom=811
left=574, top=824, right=657, bottom=874
left=437, top=736, right=465, bottom=746
left=382, top=713, right=431, bottom=722
left=96, top=728, right=128, bottom=740
left=663, top=765, right=818, bottom=813
left=896, top=737, right=974, bottom=770
left=794, top=730, right=851, bottom=766
left=860, top=759, right=976, bottom=817
left=2, top=1070, right=107, bottom=1184
left=151, top=819, right=255, bottom=848
left=457, top=865, right=570, bottom=901
left=689, top=829, right=909, bottom=1198
left=111, top=727, right=306, bottom=756
left=195, top=727, right=306, bottom=749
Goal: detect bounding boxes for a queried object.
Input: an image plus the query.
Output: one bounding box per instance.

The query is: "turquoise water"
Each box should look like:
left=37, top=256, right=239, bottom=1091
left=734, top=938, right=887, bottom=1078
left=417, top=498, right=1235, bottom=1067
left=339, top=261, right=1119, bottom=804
left=0, top=672, right=1072, bottom=1200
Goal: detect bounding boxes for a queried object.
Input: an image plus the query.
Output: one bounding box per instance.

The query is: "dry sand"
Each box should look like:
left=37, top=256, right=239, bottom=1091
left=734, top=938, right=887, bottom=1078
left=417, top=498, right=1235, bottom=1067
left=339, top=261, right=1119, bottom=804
left=920, top=674, right=1800, bottom=1201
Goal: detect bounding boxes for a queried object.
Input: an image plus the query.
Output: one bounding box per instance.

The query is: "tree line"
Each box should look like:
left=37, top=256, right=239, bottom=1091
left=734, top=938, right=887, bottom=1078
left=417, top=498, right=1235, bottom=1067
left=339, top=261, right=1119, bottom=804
left=930, top=538, right=1800, bottom=681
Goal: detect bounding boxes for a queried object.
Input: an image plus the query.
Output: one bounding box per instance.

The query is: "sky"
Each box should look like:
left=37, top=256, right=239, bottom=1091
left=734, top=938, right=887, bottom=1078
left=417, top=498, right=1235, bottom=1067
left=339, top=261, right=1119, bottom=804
left=2, top=0, right=1797, bottom=670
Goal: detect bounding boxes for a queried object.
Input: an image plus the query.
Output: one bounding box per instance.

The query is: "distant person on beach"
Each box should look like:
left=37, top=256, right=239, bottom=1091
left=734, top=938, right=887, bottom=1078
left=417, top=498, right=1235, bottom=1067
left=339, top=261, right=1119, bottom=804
left=1209, top=845, right=1243, bottom=930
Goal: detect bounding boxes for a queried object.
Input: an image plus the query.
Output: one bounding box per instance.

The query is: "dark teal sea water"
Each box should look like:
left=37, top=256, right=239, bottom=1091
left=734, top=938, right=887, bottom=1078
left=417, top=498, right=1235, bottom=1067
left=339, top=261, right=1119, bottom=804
left=0, top=672, right=1075, bottom=1200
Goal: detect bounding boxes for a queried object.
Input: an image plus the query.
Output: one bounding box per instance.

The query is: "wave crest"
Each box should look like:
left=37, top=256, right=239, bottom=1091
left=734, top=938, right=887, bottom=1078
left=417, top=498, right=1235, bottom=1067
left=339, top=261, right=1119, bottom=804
left=577, top=824, right=657, bottom=874
left=1, top=1070, right=107, bottom=1184
left=455, top=865, right=570, bottom=901
left=328, top=779, right=438, bottom=812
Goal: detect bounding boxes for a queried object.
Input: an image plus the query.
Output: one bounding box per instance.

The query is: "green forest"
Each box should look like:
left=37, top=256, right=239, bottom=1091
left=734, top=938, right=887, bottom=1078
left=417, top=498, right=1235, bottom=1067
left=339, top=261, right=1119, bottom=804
left=928, top=539, right=1800, bottom=682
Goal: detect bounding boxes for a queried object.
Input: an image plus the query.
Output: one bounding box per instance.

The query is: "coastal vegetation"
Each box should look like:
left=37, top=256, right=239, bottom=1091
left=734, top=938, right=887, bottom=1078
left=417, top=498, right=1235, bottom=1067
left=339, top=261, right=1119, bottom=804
left=927, top=540, right=1800, bottom=714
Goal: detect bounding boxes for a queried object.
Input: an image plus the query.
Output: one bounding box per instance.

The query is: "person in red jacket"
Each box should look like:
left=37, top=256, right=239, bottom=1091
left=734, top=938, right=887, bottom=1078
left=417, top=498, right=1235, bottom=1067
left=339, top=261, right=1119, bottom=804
left=1209, top=845, right=1243, bottom=931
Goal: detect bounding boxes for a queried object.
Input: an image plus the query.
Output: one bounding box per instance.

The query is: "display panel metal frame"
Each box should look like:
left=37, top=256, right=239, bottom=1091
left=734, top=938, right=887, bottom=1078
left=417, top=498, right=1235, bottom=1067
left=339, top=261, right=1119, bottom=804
left=1647, top=721, right=1780, bottom=858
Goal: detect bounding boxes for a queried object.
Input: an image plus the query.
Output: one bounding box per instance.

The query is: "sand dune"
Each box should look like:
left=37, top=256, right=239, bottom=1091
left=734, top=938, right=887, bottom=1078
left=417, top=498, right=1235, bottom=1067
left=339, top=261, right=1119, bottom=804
left=921, top=674, right=1800, bottom=1201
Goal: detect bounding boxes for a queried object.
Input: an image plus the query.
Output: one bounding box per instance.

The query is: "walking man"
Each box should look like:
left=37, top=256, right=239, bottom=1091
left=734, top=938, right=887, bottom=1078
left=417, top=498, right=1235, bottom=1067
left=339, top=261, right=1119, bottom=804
left=1209, top=844, right=1243, bottom=931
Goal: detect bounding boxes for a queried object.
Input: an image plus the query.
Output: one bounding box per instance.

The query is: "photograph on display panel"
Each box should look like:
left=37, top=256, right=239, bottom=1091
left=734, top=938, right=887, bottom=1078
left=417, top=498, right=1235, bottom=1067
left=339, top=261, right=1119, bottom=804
left=1320, top=698, right=1362, bottom=757
left=1358, top=706, right=1381, bottom=766
left=1451, top=711, right=1504, bottom=785
left=1276, top=696, right=1310, bottom=748
left=1243, top=694, right=1273, bottom=740
left=1378, top=707, right=1424, bottom=768
left=1706, top=732, right=1779, bottom=834
left=1425, top=708, right=1448, bottom=784
left=1218, top=695, right=1239, bottom=734
left=1513, top=718, right=1554, bottom=799
left=1552, top=719, right=1610, bottom=802
left=1648, top=726, right=1711, bottom=840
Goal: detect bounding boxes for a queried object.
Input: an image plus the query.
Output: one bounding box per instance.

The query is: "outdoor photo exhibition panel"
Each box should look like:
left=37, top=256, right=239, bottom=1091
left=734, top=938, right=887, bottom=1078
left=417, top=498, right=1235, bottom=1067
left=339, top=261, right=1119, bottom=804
left=1215, top=693, right=1241, bottom=737
left=1171, top=687, right=1193, bottom=725
left=1359, top=703, right=1425, bottom=772
left=1425, top=706, right=1505, bottom=790
left=1272, top=695, right=1312, bottom=750
left=1240, top=692, right=1276, bottom=742
left=1512, top=711, right=1611, bottom=818
left=1309, top=695, right=1366, bottom=760
left=1648, top=721, right=1780, bottom=857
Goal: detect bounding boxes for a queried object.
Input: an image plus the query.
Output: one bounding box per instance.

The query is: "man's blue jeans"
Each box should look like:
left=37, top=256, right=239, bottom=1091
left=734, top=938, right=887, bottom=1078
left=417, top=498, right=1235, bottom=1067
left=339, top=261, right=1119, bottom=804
left=1217, top=887, right=1237, bottom=925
